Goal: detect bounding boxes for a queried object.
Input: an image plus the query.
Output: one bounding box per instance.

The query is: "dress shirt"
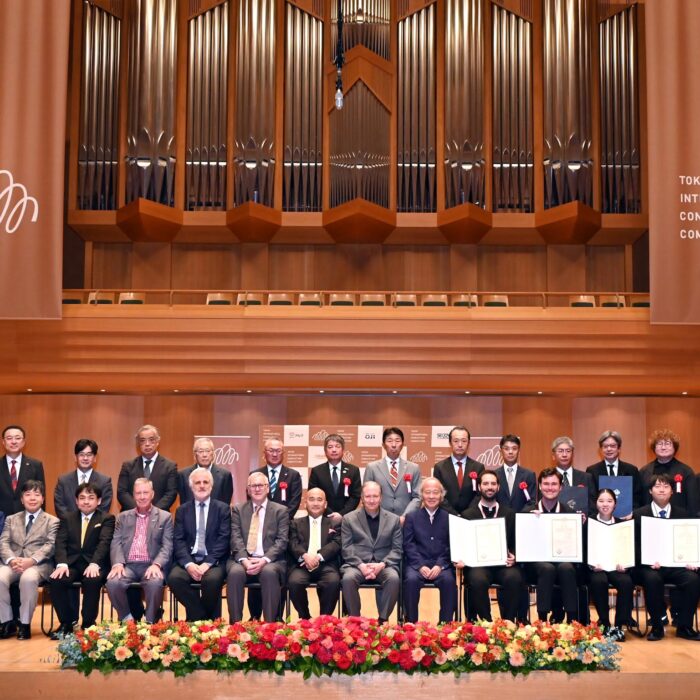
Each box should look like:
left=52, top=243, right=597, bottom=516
left=651, top=502, right=672, bottom=518
left=248, top=500, right=268, bottom=559
left=6, top=453, right=23, bottom=479
left=306, top=515, right=324, bottom=559
left=127, top=508, right=152, bottom=562
left=58, top=511, right=95, bottom=567
left=538, top=499, right=562, bottom=513
left=425, top=507, right=438, bottom=524
left=605, top=460, right=619, bottom=476
left=76, top=468, right=93, bottom=484
left=557, top=467, right=573, bottom=486
left=366, top=511, right=380, bottom=541
left=189, top=498, right=211, bottom=561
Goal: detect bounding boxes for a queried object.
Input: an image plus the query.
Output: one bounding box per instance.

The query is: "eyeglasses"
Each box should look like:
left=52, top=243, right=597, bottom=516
left=138, top=437, right=159, bottom=444
left=655, top=440, right=674, bottom=447
left=194, top=448, right=213, bottom=454
left=265, top=448, right=283, bottom=454
left=77, top=451, right=94, bottom=458
left=248, top=483, right=267, bottom=489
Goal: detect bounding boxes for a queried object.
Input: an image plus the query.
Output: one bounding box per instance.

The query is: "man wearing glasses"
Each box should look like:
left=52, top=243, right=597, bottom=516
left=177, top=437, right=233, bottom=505
left=117, top=425, right=178, bottom=511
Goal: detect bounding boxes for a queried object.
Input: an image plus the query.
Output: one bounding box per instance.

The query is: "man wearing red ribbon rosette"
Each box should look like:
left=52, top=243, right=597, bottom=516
left=494, top=434, right=536, bottom=513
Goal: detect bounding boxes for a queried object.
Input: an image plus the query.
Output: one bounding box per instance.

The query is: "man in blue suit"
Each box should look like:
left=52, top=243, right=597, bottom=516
left=494, top=434, right=536, bottom=512
left=402, top=477, right=456, bottom=623
left=177, top=437, right=233, bottom=506
left=167, top=468, right=231, bottom=621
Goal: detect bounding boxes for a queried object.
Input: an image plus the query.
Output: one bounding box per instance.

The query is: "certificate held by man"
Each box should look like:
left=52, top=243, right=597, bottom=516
left=449, top=514, right=508, bottom=567
left=586, top=518, right=635, bottom=571
left=515, top=512, right=583, bottom=563
left=641, top=517, right=700, bottom=567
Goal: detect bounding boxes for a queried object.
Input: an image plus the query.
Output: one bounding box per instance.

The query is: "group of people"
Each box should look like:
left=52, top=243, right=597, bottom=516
left=0, top=423, right=699, bottom=645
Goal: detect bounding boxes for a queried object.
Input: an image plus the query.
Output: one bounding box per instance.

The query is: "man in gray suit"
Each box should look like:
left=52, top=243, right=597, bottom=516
left=106, top=478, right=173, bottom=623
left=0, top=480, right=59, bottom=639
left=363, top=427, right=421, bottom=523
left=226, top=472, right=289, bottom=622
left=54, top=439, right=113, bottom=518
left=340, top=481, right=403, bottom=622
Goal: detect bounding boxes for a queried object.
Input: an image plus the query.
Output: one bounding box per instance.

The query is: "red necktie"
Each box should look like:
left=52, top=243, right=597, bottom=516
left=456, top=461, right=464, bottom=489
left=10, top=460, right=17, bottom=491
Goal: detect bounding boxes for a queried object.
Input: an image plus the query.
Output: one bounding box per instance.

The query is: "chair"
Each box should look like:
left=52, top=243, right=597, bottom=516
left=328, top=293, right=355, bottom=306
left=118, top=292, right=145, bottom=305
left=631, top=295, right=650, bottom=307
left=237, top=292, right=264, bottom=306
left=359, top=293, right=386, bottom=306
left=267, top=293, right=294, bottom=305
left=482, top=294, right=509, bottom=307
left=569, top=294, right=595, bottom=307
left=206, top=292, right=234, bottom=305
left=392, top=293, right=417, bottom=307
left=600, top=294, right=626, bottom=307
left=62, top=291, right=83, bottom=304
left=298, top=292, right=322, bottom=306
left=452, top=293, right=478, bottom=307
left=420, top=294, right=448, bottom=307
left=87, top=291, right=115, bottom=305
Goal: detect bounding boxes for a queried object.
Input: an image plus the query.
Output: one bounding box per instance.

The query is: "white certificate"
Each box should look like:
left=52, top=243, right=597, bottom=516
left=449, top=514, right=508, bottom=567
left=641, top=517, right=700, bottom=567
left=515, top=513, right=583, bottom=563
left=586, top=519, right=635, bottom=571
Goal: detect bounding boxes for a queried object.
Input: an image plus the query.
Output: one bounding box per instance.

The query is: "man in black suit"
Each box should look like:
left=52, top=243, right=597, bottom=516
left=550, top=436, right=596, bottom=515
left=168, top=468, right=231, bottom=621
left=0, top=425, right=45, bottom=517
left=253, top=438, right=302, bottom=517
left=177, top=437, right=233, bottom=506
left=48, top=482, right=115, bottom=636
left=117, top=424, right=178, bottom=511
left=632, top=473, right=700, bottom=641
left=432, top=426, right=484, bottom=515
left=54, top=439, right=113, bottom=519
left=287, top=488, right=341, bottom=618
left=494, top=434, right=536, bottom=512
left=585, top=430, right=643, bottom=513
left=307, top=433, right=361, bottom=523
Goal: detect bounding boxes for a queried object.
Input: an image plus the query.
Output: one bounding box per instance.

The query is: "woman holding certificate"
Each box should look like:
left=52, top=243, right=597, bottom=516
left=586, top=488, right=635, bottom=642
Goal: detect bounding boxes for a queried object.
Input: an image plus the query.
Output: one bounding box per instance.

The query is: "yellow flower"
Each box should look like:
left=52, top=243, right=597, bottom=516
left=475, top=643, right=487, bottom=654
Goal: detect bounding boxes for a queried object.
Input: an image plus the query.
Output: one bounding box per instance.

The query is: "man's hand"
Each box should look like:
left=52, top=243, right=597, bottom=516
left=50, top=565, right=70, bottom=580
left=358, top=563, right=375, bottom=579
left=144, top=564, right=163, bottom=580
left=302, top=553, right=320, bottom=571
left=328, top=512, right=343, bottom=525
left=186, top=562, right=203, bottom=581
left=107, top=563, right=125, bottom=580
left=11, top=557, right=35, bottom=573
left=83, top=563, right=101, bottom=579
left=244, top=557, right=266, bottom=576
left=506, top=552, right=516, bottom=567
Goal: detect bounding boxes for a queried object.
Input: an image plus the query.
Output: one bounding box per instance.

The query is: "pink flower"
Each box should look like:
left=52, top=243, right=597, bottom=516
left=138, top=648, right=153, bottom=663
left=470, top=652, right=483, bottom=666
left=552, top=646, right=567, bottom=661
left=200, top=649, right=213, bottom=663
left=582, top=650, right=595, bottom=664
left=509, top=651, right=525, bottom=667
left=115, top=646, right=133, bottom=662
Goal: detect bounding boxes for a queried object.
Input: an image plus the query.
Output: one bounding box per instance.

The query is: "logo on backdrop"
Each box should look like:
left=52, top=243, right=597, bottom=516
left=0, top=169, right=39, bottom=233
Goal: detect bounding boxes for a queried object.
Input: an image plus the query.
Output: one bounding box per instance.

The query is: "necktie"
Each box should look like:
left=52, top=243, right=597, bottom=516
left=389, top=461, right=399, bottom=489
left=562, top=471, right=570, bottom=487
left=10, top=460, right=17, bottom=491
left=659, top=509, right=667, bottom=519
left=456, top=461, right=464, bottom=489
left=143, top=459, right=152, bottom=479
left=246, top=505, right=260, bottom=554
left=81, top=515, right=89, bottom=545
left=607, top=464, right=615, bottom=476
left=331, top=466, right=340, bottom=491
left=25, top=513, right=34, bottom=534
left=80, top=472, right=88, bottom=485
left=308, top=518, right=321, bottom=554
left=269, top=468, right=277, bottom=497
left=194, top=502, right=207, bottom=558
left=506, top=467, right=515, bottom=494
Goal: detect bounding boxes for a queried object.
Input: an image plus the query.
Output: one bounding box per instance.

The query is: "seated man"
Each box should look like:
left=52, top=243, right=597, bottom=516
left=168, top=468, right=231, bottom=621
left=402, top=477, right=456, bottom=623
left=287, top=488, right=341, bottom=619
left=341, top=481, right=402, bottom=623
left=49, top=483, right=115, bottom=636
left=460, top=470, right=524, bottom=622
left=106, top=478, right=173, bottom=623
left=0, top=480, right=59, bottom=639
left=633, top=473, right=700, bottom=641
left=226, top=472, right=289, bottom=622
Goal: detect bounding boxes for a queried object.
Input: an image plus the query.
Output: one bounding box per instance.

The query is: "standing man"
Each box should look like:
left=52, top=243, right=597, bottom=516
left=585, top=430, right=643, bottom=512
left=308, top=434, right=362, bottom=523
left=0, top=425, right=45, bottom=517
left=0, top=481, right=59, bottom=639
left=106, top=478, right=173, bottom=623
left=227, top=472, right=289, bottom=622
left=432, top=426, right=485, bottom=515
left=494, top=435, right=536, bottom=512
left=550, top=436, right=596, bottom=514
left=177, top=437, right=233, bottom=505
left=402, top=477, right=456, bottom=624
left=287, top=488, right=342, bottom=619
left=254, top=438, right=302, bottom=517
left=168, top=468, right=231, bottom=621
left=49, top=483, right=115, bottom=636
left=117, top=425, right=178, bottom=511
left=364, top=427, right=421, bottom=522
left=340, top=481, right=403, bottom=623
left=54, top=439, right=113, bottom=519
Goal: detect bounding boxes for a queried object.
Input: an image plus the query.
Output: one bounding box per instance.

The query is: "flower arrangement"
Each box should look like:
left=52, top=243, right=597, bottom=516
left=57, top=616, right=619, bottom=678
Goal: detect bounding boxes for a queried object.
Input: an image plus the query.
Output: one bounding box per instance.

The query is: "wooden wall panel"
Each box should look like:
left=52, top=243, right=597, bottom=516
left=91, top=243, right=132, bottom=288
left=268, top=246, right=316, bottom=289
left=477, top=246, right=547, bottom=299
left=586, top=245, right=626, bottom=292
left=171, top=244, right=242, bottom=289
left=449, top=245, right=477, bottom=290
left=546, top=245, right=587, bottom=299
left=131, top=243, right=172, bottom=289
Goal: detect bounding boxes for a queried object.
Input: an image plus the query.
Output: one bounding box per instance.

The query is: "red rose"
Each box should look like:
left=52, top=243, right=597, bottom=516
left=387, top=649, right=401, bottom=664
left=289, top=641, right=302, bottom=654
left=469, top=471, right=478, bottom=479
left=352, top=649, right=367, bottom=664
left=279, top=482, right=288, bottom=490
left=403, top=473, right=412, bottom=482
left=519, top=482, right=528, bottom=490
left=674, top=474, right=683, bottom=482
left=272, top=634, right=287, bottom=649
left=421, top=654, right=434, bottom=667
left=343, top=477, right=352, bottom=485
left=336, top=655, right=352, bottom=670
left=191, top=642, right=205, bottom=655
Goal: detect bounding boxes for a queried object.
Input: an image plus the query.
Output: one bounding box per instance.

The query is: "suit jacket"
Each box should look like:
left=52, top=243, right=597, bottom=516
left=253, top=466, right=302, bottom=517
left=461, top=503, right=517, bottom=553
left=0, top=455, right=45, bottom=516
left=54, top=470, right=113, bottom=519
left=177, top=465, right=234, bottom=506
left=340, top=507, right=403, bottom=571
left=494, top=465, right=536, bottom=512
left=432, top=456, right=485, bottom=515
left=109, top=507, right=174, bottom=572
left=639, top=458, right=698, bottom=514
left=308, top=461, right=361, bottom=516
left=632, top=503, right=688, bottom=565
left=172, top=499, right=231, bottom=568
left=230, top=499, right=289, bottom=564
left=586, top=459, right=644, bottom=511
left=548, top=468, right=596, bottom=514
left=402, top=507, right=451, bottom=571
left=54, top=509, right=115, bottom=571
left=363, top=457, right=422, bottom=516
left=0, top=510, right=60, bottom=578
left=288, top=515, right=341, bottom=569
left=117, top=455, right=178, bottom=511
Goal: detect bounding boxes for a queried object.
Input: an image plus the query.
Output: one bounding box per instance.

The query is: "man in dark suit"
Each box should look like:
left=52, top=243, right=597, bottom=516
left=54, top=439, right=113, bottom=519
left=0, top=425, right=45, bottom=517
left=402, top=477, right=456, bottom=623
left=226, top=472, right=289, bottom=622
left=632, top=473, right=700, bottom=641
left=585, top=430, right=643, bottom=513
left=177, top=437, right=233, bottom=506
left=253, top=438, right=302, bottom=517
left=48, top=482, right=115, bottom=636
left=307, top=433, right=361, bottom=523
left=432, top=426, right=484, bottom=515
left=117, top=424, right=178, bottom=511
left=168, top=468, right=231, bottom=621
left=550, top=436, right=596, bottom=515
left=287, top=488, right=341, bottom=618
left=494, top=434, right=536, bottom=512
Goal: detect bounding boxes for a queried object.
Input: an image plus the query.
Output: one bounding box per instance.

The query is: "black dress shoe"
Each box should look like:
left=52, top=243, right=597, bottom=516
left=0, top=621, right=17, bottom=639
left=50, top=623, right=75, bottom=640
left=676, top=626, right=700, bottom=641
left=16, top=624, right=31, bottom=640
left=647, top=626, right=665, bottom=641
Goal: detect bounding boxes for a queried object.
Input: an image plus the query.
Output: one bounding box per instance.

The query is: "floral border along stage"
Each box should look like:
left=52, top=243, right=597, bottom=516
left=57, top=616, right=619, bottom=678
